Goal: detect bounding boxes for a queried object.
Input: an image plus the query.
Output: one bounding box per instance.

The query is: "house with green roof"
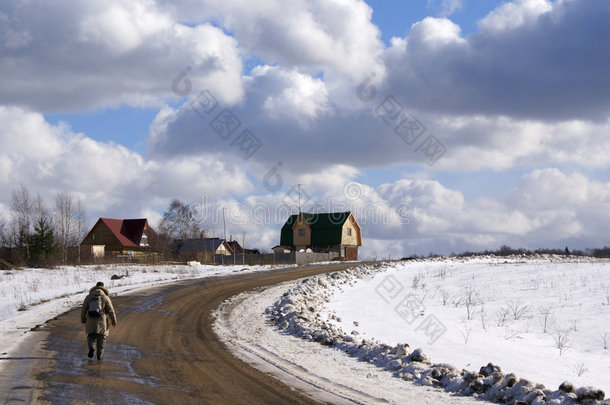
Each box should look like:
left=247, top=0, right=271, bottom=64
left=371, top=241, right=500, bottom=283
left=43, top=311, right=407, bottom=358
left=278, top=211, right=362, bottom=260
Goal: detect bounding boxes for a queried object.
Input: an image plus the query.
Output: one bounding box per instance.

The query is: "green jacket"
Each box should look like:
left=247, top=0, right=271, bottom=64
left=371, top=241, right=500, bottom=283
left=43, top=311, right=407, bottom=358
left=81, top=286, right=117, bottom=336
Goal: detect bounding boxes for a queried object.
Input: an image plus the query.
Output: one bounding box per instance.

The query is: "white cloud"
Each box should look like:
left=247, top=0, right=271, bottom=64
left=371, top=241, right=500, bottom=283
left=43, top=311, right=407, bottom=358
left=409, top=17, right=466, bottom=49
left=145, top=0, right=610, bottom=174
left=478, top=0, right=552, bottom=33
left=0, top=0, right=244, bottom=112
left=149, top=68, right=610, bottom=173
left=162, top=0, right=385, bottom=79
left=427, top=0, right=463, bottom=18
left=426, top=115, right=610, bottom=171
left=0, top=106, right=252, bottom=218
left=253, top=66, right=330, bottom=128
left=78, top=1, right=173, bottom=55
left=385, top=0, right=610, bottom=121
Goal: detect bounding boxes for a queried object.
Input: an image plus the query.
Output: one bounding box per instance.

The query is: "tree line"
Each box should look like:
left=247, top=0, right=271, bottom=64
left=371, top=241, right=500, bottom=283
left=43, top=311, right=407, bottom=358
left=0, top=193, right=226, bottom=266
left=404, top=244, right=610, bottom=260
left=0, top=186, right=86, bottom=266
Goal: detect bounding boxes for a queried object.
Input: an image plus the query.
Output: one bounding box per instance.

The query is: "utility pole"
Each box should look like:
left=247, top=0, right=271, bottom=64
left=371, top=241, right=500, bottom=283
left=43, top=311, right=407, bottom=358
left=222, top=207, right=227, bottom=241
left=297, top=184, right=303, bottom=213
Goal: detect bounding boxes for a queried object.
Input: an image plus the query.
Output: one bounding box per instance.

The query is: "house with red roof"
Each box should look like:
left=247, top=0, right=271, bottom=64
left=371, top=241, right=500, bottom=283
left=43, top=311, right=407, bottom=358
left=80, top=218, right=157, bottom=256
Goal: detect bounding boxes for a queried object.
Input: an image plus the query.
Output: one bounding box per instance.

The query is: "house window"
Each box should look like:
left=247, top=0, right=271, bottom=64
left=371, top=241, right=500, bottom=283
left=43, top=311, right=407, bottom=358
left=346, top=228, right=352, bottom=236
left=298, top=228, right=306, bottom=237
left=140, top=234, right=149, bottom=247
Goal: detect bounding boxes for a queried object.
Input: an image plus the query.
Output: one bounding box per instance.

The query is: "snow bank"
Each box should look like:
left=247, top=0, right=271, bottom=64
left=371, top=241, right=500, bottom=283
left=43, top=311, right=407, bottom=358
left=267, top=258, right=609, bottom=405
left=213, top=280, right=483, bottom=404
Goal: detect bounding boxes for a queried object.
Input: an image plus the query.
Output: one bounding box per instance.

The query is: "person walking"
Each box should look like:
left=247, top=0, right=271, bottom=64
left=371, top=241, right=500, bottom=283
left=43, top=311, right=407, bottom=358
left=80, top=282, right=117, bottom=360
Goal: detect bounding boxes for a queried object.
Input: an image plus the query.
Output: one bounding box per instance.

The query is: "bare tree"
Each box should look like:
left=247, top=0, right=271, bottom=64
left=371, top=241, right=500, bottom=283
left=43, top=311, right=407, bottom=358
left=9, top=185, right=33, bottom=262
left=73, top=198, right=87, bottom=244
left=570, top=362, right=588, bottom=377
left=33, top=194, right=51, bottom=225
left=539, top=306, right=555, bottom=334
left=55, top=190, right=73, bottom=261
left=553, top=329, right=571, bottom=356
left=495, top=307, right=510, bottom=327
left=0, top=215, right=6, bottom=246
left=507, top=299, right=530, bottom=320
left=157, top=199, right=205, bottom=258
left=54, top=191, right=86, bottom=263
left=462, top=286, right=482, bottom=320
left=461, top=325, right=473, bottom=344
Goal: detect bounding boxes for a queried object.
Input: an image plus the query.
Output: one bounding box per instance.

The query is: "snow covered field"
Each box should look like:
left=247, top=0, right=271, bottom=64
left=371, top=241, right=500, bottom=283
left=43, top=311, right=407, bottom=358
left=0, top=262, right=281, bottom=364
left=214, top=281, right=482, bottom=404
left=323, top=257, right=610, bottom=395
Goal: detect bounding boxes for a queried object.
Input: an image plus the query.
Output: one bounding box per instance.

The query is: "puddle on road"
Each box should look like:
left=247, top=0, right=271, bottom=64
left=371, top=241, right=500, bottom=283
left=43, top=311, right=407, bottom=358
left=128, top=293, right=172, bottom=316
left=40, top=335, right=184, bottom=404
left=45, top=381, right=155, bottom=405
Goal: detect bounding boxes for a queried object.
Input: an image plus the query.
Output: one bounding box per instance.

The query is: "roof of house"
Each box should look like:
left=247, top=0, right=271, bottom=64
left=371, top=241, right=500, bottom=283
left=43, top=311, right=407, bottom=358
left=280, top=212, right=354, bottom=247
left=225, top=240, right=260, bottom=254
left=178, top=238, right=232, bottom=254
left=85, top=218, right=154, bottom=247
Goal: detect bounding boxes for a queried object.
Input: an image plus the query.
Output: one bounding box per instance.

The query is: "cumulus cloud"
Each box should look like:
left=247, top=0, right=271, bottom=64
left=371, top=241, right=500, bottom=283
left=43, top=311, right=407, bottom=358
left=385, top=0, right=610, bottom=121
left=148, top=61, right=610, bottom=174
left=145, top=0, right=610, bottom=176
left=353, top=169, right=610, bottom=257
left=0, top=106, right=252, bottom=218
left=161, top=0, right=385, bottom=79
left=0, top=0, right=244, bottom=112
left=478, top=0, right=552, bottom=33
left=427, top=0, right=463, bottom=18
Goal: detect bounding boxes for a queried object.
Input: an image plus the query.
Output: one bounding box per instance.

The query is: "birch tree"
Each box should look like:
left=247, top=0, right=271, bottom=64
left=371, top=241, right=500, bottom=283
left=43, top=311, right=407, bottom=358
left=54, top=191, right=87, bottom=262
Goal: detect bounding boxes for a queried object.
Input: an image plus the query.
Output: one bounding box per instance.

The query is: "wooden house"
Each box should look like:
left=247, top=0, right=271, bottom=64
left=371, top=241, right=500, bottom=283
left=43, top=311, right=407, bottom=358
left=280, top=211, right=362, bottom=260
left=80, top=217, right=157, bottom=256
left=177, top=238, right=233, bottom=261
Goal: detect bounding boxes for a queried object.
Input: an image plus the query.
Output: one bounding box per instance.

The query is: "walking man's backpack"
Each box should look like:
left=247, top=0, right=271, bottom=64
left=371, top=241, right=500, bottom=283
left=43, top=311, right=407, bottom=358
left=88, top=296, right=103, bottom=318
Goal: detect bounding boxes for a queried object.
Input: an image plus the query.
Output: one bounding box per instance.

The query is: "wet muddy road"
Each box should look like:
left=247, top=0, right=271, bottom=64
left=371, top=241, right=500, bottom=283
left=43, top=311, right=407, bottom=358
left=2, top=264, right=355, bottom=404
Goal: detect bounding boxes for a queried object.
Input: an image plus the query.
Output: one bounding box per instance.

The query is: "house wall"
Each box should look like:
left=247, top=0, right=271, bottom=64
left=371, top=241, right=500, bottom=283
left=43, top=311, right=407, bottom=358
left=68, top=245, right=105, bottom=263
left=216, top=243, right=232, bottom=256
left=293, top=216, right=311, bottom=247
left=140, top=227, right=150, bottom=247
left=341, top=216, right=360, bottom=246
left=81, top=223, right=123, bottom=252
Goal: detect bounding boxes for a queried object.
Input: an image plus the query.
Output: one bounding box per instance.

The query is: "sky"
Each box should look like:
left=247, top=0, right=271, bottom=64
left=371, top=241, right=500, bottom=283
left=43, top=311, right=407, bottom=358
left=1, top=0, right=609, bottom=258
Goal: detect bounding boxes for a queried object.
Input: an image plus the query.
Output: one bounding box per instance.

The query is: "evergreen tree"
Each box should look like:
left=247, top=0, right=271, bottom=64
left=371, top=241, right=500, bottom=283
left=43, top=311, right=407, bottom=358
left=29, top=218, right=55, bottom=265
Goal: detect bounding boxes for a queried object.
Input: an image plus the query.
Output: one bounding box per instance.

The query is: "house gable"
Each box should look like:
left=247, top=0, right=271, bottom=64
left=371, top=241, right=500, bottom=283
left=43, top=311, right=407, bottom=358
left=341, top=213, right=362, bottom=246
left=81, top=218, right=156, bottom=252
left=81, top=219, right=124, bottom=251
left=292, top=213, right=312, bottom=247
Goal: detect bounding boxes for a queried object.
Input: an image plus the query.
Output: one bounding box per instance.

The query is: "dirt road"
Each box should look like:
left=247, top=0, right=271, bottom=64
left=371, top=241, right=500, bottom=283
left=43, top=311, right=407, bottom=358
left=3, top=264, right=356, bottom=404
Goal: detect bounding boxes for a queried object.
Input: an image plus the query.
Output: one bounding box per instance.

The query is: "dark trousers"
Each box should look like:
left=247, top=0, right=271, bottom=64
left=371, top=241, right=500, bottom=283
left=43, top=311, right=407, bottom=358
left=87, top=333, right=106, bottom=358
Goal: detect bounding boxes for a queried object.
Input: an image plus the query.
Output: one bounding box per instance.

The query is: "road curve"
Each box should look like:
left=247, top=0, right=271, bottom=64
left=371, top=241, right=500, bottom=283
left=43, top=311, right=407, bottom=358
left=6, top=263, right=357, bottom=404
